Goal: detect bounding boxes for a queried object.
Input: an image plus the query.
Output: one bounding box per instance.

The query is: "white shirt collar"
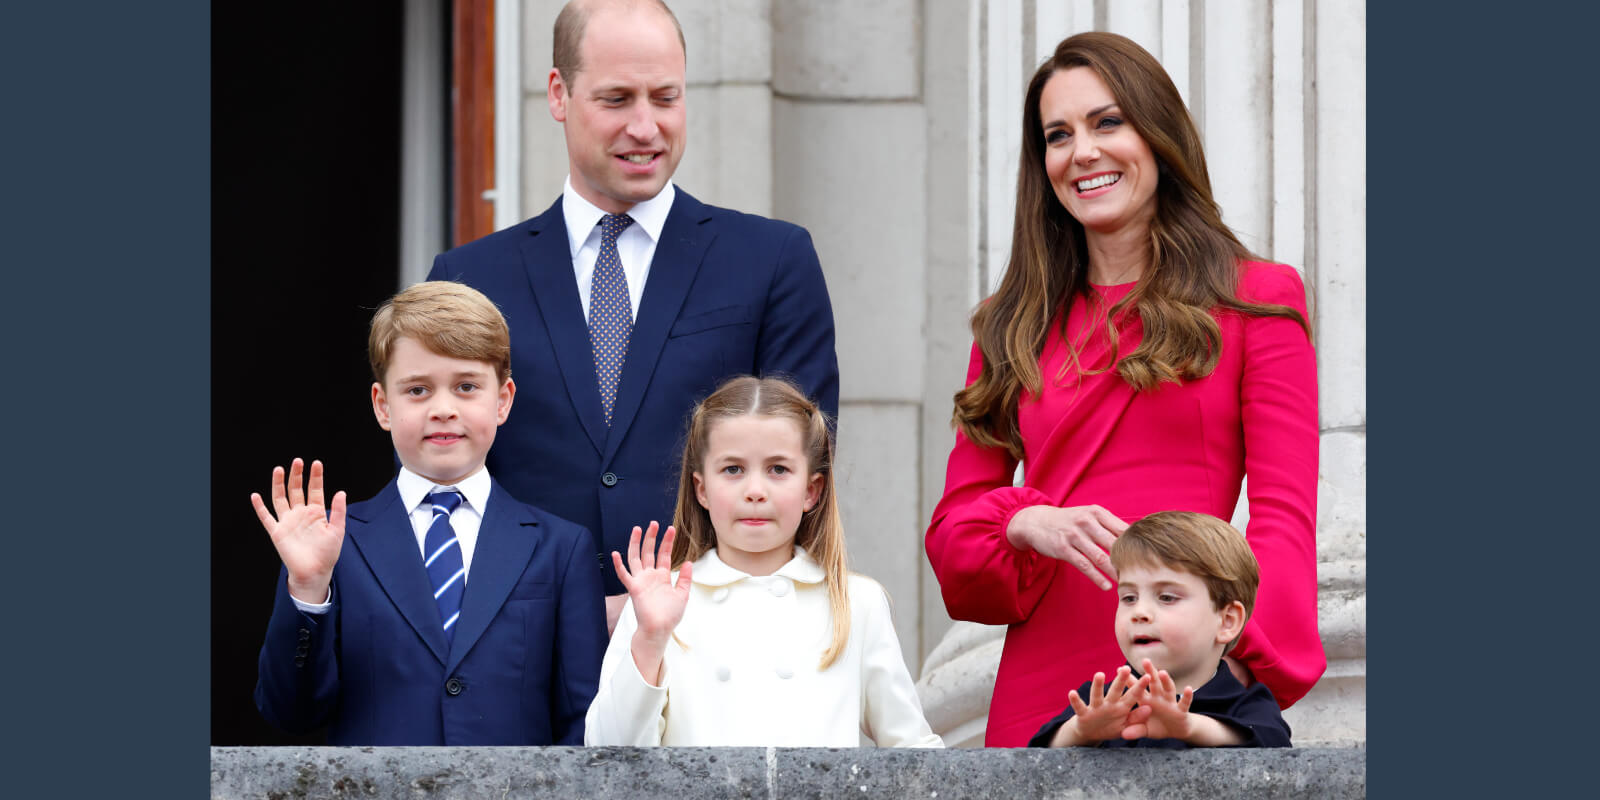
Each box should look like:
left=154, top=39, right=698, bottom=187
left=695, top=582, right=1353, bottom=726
left=691, top=545, right=829, bottom=586
left=560, top=176, right=675, bottom=259
left=396, top=466, right=492, bottom=516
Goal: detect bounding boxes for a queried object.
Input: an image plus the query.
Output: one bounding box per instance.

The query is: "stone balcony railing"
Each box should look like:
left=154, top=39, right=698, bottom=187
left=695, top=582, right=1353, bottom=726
left=211, top=745, right=1366, bottom=799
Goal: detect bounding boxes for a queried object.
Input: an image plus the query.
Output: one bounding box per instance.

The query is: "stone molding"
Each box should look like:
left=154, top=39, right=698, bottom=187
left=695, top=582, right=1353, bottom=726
left=212, top=745, right=1366, bottom=799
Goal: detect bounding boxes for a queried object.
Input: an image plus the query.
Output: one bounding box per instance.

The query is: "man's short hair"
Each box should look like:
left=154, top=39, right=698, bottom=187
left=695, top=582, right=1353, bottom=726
left=553, top=0, right=686, bottom=81
left=1110, top=511, right=1260, bottom=616
left=368, top=281, right=512, bottom=385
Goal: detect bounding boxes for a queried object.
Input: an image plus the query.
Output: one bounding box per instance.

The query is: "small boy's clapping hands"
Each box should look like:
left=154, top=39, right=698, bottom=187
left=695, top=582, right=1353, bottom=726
left=1049, top=659, right=1245, bottom=747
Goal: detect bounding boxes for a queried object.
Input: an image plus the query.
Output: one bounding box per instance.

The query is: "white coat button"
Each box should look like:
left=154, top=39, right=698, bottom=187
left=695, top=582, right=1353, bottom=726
left=712, top=587, right=730, bottom=603
left=769, top=579, right=791, bottom=597
left=716, top=665, right=732, bottom=682
left=775, top=665, right=794, bottom=679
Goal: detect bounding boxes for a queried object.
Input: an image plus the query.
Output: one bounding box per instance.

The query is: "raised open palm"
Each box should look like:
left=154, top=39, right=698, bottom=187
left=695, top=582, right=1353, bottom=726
left=612, top=521, right=693, bottom=640
left=250, top=458, right=347, bottom=602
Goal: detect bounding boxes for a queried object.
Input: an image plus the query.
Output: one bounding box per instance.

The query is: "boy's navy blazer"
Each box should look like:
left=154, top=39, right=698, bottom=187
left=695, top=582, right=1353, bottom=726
left=428, top=188, right=839, bottom=594
left=255, top=477, right=607, bottom=745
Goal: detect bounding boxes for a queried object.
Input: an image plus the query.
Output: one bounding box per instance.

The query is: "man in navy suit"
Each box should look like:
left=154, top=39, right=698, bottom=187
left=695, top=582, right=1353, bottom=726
left=429, top=0, right=839, bottom=632
left=253, top=282, right=606, bottom=744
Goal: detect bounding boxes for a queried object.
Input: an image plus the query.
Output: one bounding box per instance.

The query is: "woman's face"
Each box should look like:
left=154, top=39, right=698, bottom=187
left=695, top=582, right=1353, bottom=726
left=1040, top=67, right=1159, bottom=240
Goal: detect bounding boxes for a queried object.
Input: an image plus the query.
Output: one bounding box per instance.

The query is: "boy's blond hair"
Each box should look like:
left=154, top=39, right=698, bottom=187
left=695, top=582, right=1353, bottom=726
left=1111, top=511, right=1259, bottom=618
left=368, top=281, right=512, bottom=384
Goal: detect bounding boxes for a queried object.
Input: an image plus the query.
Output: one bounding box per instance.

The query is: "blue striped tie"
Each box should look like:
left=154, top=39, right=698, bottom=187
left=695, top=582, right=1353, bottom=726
left=590, top=213, right=635, bottom=425
left=423, top=490, right=466, bottom=645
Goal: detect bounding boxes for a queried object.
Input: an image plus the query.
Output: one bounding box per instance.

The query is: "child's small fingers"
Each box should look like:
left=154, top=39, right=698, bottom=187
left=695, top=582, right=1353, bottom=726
left=250, top=493, right=276, bottom=531
left=612, top=551, right=632, bottom=584
left=658, top=525, right=677, bottom=565
left=270, top=467, right=291, bottom=515
left=307, top=460, right=325, bottom=506
left=676, top=560, right=693, bottom=591
left=1067, top=689, right=1087, bottom=714
left=288, top=458, right=306, bottom=505
left=642, top=521, right=660, bottom=568
left=327, top=491, right=348, bottom=531
left=627, top=526, right=644, bottom=571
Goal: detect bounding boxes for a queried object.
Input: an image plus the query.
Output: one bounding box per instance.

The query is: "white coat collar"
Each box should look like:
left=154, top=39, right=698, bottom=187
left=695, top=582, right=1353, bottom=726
left=691, top=546, right=827, bottom=586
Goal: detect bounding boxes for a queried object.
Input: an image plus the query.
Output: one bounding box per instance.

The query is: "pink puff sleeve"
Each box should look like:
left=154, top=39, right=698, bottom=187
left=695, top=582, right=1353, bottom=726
left=924, top=343, right=1059, bottom=625
left=1227, top=262, right=1326, bottom=708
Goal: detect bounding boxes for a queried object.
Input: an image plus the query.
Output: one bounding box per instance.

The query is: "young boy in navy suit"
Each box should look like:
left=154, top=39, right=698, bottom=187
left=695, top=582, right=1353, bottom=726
left=1030, top=511, right=1293, bottom=749
left=252, top=281, right=607, bottom=745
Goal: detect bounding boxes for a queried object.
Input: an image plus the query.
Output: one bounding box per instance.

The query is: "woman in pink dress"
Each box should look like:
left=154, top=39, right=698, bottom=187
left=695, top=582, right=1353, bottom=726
left=925, top=32, right=1324, bottom=747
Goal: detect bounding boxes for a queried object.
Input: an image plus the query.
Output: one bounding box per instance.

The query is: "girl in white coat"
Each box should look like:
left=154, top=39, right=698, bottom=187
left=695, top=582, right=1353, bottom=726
left=584, top=376, right=943, bottom=747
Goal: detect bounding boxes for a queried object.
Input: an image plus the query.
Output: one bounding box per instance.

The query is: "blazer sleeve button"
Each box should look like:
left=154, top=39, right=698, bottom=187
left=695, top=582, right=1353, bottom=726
left=601, top=472, right=619, bottom=487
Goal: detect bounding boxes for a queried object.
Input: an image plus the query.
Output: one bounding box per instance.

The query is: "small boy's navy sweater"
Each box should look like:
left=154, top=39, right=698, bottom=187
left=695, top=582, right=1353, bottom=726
left=1027, top=661, right=1292, bottom=748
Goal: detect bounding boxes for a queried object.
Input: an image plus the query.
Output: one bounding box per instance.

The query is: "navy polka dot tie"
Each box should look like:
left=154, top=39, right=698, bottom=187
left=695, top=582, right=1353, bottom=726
left=423, top=490, right=466, bottom=645
left=590, top=213, right=634, bottom=425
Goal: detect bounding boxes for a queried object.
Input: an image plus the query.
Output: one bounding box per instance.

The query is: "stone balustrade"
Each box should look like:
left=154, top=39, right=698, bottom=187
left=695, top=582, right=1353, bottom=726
left=212, top=745, right=1366, bottom=799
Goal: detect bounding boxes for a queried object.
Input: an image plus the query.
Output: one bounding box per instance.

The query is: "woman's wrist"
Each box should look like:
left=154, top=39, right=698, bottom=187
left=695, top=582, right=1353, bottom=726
left=1004, top=505, right=1041, bottom=551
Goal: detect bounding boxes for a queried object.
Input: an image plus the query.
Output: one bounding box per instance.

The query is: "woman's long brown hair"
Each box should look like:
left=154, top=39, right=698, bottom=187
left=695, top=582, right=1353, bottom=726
left=670, top=375, right=852, bottom=669
left=954, top=32, right=1309, bottom=460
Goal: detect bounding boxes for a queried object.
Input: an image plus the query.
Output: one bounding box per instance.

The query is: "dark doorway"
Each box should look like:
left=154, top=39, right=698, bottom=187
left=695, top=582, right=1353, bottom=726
left=211, top=5, right=421, bottom=744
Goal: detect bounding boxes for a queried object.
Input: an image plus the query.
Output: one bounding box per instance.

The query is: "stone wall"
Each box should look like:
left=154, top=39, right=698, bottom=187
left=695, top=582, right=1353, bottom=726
left=212, top=746, right=1367, bottom=799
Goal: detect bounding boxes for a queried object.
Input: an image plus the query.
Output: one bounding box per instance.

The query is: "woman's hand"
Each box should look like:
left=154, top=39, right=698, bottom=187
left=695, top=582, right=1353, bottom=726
left=1005, top=504, right=1128, bottom=589
left=612, top=521, right=692, bottom=686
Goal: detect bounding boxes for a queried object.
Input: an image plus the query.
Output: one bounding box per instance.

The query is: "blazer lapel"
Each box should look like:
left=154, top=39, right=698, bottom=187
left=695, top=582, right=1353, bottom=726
left=521, top=198, right=608, bottom=456
left=447, top=481, right=542, bottom=673
left=604, top=190, right=716, bottom=463
left=343, top=482, right=449, bottom=666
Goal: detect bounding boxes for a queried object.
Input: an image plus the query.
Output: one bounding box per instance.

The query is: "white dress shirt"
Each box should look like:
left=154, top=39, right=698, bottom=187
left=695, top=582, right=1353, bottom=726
left=562, top=177, right=675, bottom=322
left=584, top=547, right=945, bottom=747
left=291, top=466, right=494, bottom=613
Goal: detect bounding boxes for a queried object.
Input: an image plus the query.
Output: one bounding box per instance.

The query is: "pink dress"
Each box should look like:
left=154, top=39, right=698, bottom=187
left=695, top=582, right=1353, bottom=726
left=926, top=261, right=1324, bottom=747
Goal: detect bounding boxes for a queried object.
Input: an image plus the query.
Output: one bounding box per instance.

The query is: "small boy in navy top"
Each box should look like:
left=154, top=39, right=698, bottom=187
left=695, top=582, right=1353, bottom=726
left=251, top=281, right=607, bottom=745
left=1030, top=511, right=1292, bottom=748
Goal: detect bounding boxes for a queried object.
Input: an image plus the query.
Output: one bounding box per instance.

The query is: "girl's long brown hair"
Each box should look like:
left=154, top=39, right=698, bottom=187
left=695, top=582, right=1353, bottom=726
left=670, top=375, right=852, bottom=669
left=954, top=32, right=1309, bottom=460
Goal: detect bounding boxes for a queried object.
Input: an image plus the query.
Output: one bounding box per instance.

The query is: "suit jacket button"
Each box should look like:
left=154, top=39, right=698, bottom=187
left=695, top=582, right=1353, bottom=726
left=445, top=677, right=464, bottom=696
left=601, top=472, right=618, bottom=487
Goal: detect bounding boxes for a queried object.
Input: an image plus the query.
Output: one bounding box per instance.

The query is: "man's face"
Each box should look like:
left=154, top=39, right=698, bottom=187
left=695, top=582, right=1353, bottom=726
left=548, top=6, right=686, bottom=214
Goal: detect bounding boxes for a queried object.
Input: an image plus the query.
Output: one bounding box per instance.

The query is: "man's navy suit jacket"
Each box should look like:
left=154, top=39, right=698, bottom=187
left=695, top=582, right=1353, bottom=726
left=428, top=189, right=840, bottom=594
left=254, top=478, right=607, bottom=745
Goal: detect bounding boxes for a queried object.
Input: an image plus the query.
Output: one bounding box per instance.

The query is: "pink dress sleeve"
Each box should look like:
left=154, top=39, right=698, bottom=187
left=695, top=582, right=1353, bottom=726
left=923, top=344, right=1060, bottom=625
left=1227, top=263, right=1326, bottom=707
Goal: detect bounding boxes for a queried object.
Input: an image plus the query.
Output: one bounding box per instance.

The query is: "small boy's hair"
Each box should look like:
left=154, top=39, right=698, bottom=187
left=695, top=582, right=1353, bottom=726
left=1111, top=511, right=1259, bottom=619
left=368, top=281, right=512, bottom=384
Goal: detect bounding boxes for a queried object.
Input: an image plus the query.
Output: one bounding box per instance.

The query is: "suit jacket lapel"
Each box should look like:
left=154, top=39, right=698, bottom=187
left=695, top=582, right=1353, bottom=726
left=521, top=198, right=608, bottom=456
left=344, top=482, right=449, bottom=666
left=604, top=190, right=715, bottom=463
left=447, top=481, right=542, bottom=673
